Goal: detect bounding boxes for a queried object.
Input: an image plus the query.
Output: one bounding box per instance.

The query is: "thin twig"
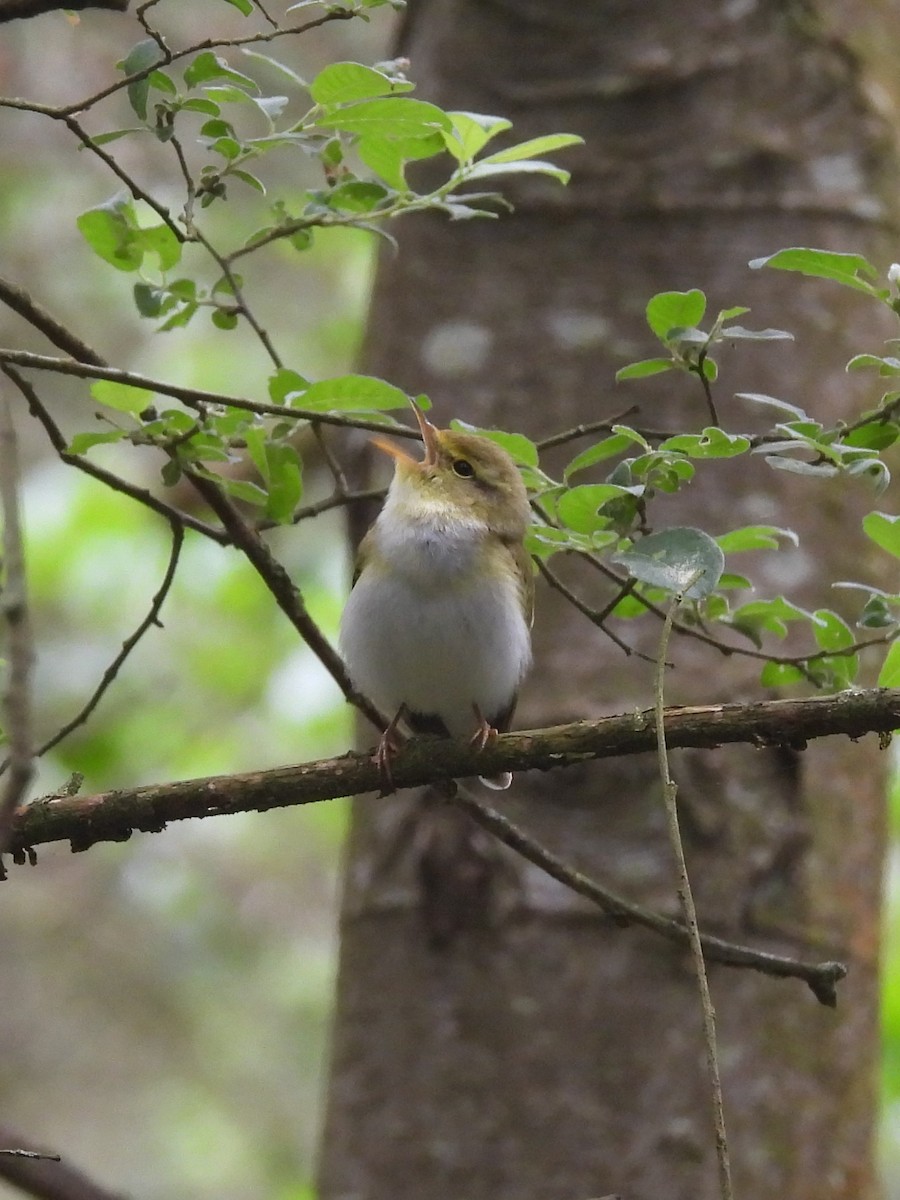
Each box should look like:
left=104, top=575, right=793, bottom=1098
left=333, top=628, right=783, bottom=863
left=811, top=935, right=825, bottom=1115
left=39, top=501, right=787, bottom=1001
left=4, top=365, right=228, bottom=543
left=450, top=789, right=843, bottom=1003
left=535, top=557, right=657, bottom=664
left=654, top=578, right=732, bottom=1200
left=0, top=400, right=33, bottom=849
left=182, top=466, right=388, bottom=732
left=0, top=350, right=421, bottom=441
left=14, top=523, right=184, bottom=767
left=0, top=1124, right=127, bottom=1200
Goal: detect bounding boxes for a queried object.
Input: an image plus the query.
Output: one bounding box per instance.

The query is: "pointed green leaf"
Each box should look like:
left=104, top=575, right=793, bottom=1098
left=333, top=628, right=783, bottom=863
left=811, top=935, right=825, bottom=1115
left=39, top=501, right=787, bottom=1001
left=67, top=430, right=129, bottom=454
left=317, top=97, right=452, bottom=139
left=118, top=38, right=164, bottom=121
left=863, top=511, right=900, bottom=558
left=309, top=62, right=414, bottom=106
left=443, top=112, right=512, bottom=162
left=77, top=197, right=142, bottom=271
left=615, top=358, right=673, bottom=382
left=749, top=247, right=884, bottom=298
left=557, top=484, right=635, bottom=533
left=91, top=379, right=154, bottom=414
left=264, top=442, right=304, bottom=523
left=878, top=639, right=900, bottom=688
left=716, top=525, right=799, bottom=553
left=289, top=374, right=410, bottom=413
left=760, top=661, right=806, bottom=687
left=478, top=133, right=583, bottom=165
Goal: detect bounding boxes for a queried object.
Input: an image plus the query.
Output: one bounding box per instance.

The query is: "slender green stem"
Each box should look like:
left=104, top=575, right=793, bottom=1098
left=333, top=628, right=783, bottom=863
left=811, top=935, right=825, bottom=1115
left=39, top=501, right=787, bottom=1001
left=655, top=578, right=733, bottom=1200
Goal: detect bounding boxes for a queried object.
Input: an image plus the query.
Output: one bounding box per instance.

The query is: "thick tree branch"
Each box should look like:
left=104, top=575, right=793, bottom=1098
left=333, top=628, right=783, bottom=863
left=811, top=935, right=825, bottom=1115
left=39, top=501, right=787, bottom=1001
left=7, top=689, right=884, bottom=1005
left=8, top=689, right=897, bottom=859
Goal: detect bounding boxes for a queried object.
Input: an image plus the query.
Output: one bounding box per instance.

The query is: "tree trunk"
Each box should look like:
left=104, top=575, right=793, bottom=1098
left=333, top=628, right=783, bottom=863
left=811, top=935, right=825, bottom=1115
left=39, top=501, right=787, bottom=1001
left=317, top=3, right=900, bottom=1198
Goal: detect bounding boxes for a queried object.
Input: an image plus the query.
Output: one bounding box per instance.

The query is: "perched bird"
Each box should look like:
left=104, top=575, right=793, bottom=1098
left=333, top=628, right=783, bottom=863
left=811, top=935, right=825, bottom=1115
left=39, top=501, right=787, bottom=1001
left=339, top=402, right=533, bottom=790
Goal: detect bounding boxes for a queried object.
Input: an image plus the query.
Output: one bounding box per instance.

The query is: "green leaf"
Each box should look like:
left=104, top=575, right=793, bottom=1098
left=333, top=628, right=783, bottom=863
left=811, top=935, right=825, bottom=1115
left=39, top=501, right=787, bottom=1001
left=288, top=374, right=410, bottom=413
left=612, top=526, right=724, bottom=598
left=646, top=290, right=706, bottom=341
left=760, top=661, right=807, bottom=687
left=119, top=38, right=164, bottom=121
left=240, top=50, right=307, bottom=89
left=268, top=368, right=309, bottom=404
left=846, top=353, right=900, bottom=376
left=730, top=595, right=810, bottom=640
left=443, top=112, right=511, bottom=162
left=716, top=525, right=799, bottom=553
left=735, top=393, right=809, bottom=420
left=91, top=379, right=154, bottom=414
left=720, top=325, right=794, bottom=342
left=220, top=0, right=253, bottom=13
left=478, top=133, right=583, bottom=165
left=764, top=456, right=839, bottom=478
left=748, top=247, right=884, bottom=298
left=264, top=443, right=304, bottom=523
left=564, top=433, right=639, bottom=478
left=357, top=131, right=446, bottom=189
left=67, top=430, right=128, bottom=454
left=136, top=223, right=182, bottom=270
left=461, top=159, right=571, bottom=185
left=557, top=484, right=638, bottom=534
left=842, top=421, right=899, bottom=450
left=317, top=97, right=453, bottom=139
left=812, top=608, right=854, bottom=652
left=184, top=51, right=259, bottom=93
left=878, top=640, right=900, bottom=688
left=659, top=428, right=750, bottom=459
left=863, top=511, right=900, bottom=558
left=615, top=358, right=673, bottom=382
left=450, top=422, right=539, bottom=467
left=309, top=62, right=414, bottom=105
left=211, top=308, right=239, bottom=330
left=77, top=197, right=143, bottom=272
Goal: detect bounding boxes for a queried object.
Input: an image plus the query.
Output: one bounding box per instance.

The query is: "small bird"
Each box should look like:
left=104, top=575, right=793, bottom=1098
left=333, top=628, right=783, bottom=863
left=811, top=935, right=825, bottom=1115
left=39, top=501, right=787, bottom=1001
left=339, top=401, right=533, bottom=791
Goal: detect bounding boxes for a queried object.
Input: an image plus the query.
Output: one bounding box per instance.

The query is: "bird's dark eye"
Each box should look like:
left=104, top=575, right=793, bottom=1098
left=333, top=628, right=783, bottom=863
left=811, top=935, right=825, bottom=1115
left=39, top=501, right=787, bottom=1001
left=452, top=459, right=475, bottom=478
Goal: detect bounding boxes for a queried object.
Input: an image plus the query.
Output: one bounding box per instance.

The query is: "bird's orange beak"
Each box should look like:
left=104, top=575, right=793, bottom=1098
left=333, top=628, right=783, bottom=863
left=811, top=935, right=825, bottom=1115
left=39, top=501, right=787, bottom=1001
left=412, top=400, right=439, bottom=466
left=370, top=400, right=439, bottom=466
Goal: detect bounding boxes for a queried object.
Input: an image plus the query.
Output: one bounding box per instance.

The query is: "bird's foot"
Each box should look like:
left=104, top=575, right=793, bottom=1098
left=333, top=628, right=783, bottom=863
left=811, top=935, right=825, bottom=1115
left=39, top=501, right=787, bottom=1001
left=469, top=706, right=499, bottom=752
left=373, top=706, right=408, bottom=796
left=471, top=706, right=512, bottom=790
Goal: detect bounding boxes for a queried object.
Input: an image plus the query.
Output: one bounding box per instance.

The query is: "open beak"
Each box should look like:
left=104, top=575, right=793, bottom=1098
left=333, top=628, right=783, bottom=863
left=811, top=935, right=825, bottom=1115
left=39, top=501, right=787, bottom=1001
left=370, top=399, right=439, bottom=466
left=370, top=434, right=416, bottom=464
left=411, top=399, right=439, bottom=466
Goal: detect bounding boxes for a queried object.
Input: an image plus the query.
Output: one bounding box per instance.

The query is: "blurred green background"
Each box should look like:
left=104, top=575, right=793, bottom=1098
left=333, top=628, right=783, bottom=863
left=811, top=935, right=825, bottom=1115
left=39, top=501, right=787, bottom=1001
left=1, top=4, right=899, bottom=1198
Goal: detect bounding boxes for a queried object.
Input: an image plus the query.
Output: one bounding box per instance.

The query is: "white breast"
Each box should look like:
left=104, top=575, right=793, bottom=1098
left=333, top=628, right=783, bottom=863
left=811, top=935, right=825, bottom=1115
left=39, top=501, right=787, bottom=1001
left=339, top=509, right=531, bottom=738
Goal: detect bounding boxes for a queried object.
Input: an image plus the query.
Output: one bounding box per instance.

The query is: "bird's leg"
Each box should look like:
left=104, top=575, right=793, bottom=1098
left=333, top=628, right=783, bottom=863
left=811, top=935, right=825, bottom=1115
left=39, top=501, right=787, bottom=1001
left=374, top=704, right=408, bottom=796
left=470, top=704, right=499, bottom=752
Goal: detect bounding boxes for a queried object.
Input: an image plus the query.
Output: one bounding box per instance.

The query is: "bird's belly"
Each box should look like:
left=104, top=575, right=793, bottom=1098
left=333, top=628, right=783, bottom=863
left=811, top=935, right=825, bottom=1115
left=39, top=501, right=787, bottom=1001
left=340, top=571, right=530, bottom=737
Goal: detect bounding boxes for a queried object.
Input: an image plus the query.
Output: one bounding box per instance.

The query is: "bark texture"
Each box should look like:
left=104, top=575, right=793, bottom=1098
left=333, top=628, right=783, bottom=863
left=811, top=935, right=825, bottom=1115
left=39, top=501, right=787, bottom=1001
left=318, top=3, right=900, bottom=1198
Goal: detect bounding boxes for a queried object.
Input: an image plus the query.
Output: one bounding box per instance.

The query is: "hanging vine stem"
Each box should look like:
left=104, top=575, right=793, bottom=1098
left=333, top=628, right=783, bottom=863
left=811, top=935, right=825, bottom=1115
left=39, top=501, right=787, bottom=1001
left=654, top=572, right=732, bottom=1200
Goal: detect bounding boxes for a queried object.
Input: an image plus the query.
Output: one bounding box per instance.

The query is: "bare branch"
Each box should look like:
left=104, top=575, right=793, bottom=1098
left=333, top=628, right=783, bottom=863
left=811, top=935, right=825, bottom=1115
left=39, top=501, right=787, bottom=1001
left=0, top=0, right=127, bottom=22
left=0, top=349, right=422, bottom=441
left=450, top=791, right=845, bottom=1008
left=7, top=689, right=882, bottom=1004
left=0, top=400, right=33, bottom=849
left=181, top=466, right=389, bottom=732
left=8, top=687, right=898, bottom=859
left=3, top=365, right=228, bottom=543
left=25, top=522, right=183, bottom=764
left=0, top=277, right=107, bottom=367
left=0, top=1124, right=127, bottom=1200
